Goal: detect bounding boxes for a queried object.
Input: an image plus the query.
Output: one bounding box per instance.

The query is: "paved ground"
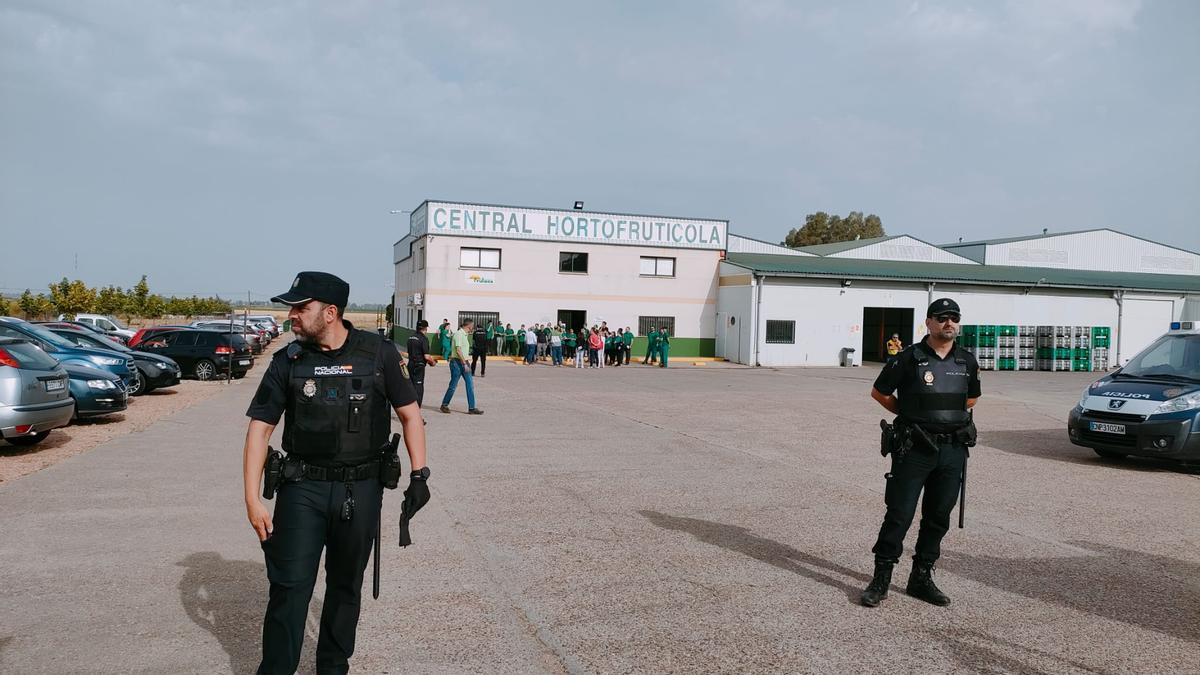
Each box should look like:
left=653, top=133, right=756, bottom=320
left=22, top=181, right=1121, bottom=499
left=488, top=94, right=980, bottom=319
left=1, top=359, right=1197, bottom=674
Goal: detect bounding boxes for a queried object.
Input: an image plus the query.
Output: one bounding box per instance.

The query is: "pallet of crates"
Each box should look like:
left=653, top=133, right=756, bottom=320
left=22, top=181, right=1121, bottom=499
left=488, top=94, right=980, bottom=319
left=1091, top=326, right=1111, bottom=349
left=1073, top=346, right=1092, bottom=372
left=1091, top=347, right=1110, bottom=371
left=1035, top=326, right=1054, bottom=370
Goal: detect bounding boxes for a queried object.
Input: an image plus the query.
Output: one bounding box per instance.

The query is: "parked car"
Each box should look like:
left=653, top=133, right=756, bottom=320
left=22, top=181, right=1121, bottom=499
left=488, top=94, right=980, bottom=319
left=46, top=327, right=182, bottom=396
left=240, top=314, right=282, bottom=338
left=36, top=321, right=126, bottom=346
left=61, top=313, right=135, bottom=343
left=190, top=322, right=265, bottom=354
left=0, top=337, right=74, bottom=446
left=0, top=317, right=137, bottom=390
left=137, top=329, right=254, bottom=380
left=63, top=362, right=129, bottom=419
left=128, top=325, right=189, bottom=348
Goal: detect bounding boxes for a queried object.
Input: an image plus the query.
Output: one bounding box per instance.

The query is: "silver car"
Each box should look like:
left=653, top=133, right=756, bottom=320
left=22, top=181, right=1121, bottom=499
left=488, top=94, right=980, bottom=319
left=0, top=337, right=74, bottom=446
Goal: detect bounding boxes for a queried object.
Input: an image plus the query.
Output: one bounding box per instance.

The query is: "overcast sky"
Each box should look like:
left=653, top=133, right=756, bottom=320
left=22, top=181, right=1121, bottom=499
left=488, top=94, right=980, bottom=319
left=2, top=0, right=1197, bottom=303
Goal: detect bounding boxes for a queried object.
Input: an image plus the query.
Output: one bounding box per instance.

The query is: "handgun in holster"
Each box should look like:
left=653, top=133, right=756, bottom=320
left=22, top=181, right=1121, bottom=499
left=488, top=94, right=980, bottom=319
left=379, top=433, right=403, bottom=490
left=262, top=447, right=284, bottom=500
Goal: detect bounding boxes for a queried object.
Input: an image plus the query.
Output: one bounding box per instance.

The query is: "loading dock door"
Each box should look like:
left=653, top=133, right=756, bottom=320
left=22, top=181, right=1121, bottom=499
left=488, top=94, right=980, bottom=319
left=862, top=307, right=914, bottom=362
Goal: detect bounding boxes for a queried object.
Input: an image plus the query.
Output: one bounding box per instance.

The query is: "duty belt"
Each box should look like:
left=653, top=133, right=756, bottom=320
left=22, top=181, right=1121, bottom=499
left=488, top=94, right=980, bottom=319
left=296, top=460, right=380, bottom=482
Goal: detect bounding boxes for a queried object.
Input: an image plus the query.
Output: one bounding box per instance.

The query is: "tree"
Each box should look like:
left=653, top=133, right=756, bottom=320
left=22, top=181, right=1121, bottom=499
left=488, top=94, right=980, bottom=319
left=128, top=275, right=151, bottom=317
left=782, top=211, right=886, bottom=248
left=0, top=296, right=10, bottom=316
left=18, top=290, right=55, bottom=320
left=95, top=285, right=128, bottom=317
left=48, top=278, right=97, bottom=318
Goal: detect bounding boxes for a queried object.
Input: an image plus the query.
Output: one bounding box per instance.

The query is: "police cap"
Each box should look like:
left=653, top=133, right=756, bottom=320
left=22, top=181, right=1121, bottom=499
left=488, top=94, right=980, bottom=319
left=926, top=297, right=961, bottom=318
left=271, top=271, right=350, bottom=308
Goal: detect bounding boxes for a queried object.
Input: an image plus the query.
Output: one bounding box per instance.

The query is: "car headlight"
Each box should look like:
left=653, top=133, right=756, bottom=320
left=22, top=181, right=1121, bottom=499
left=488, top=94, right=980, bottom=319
left=90, top=355, right=123, bottom=366
left=1078, top=387, right=1091, bottom=408
left=87, top=379, right=116, bottom=389
left=1153, top=391, right=1200, bottom=414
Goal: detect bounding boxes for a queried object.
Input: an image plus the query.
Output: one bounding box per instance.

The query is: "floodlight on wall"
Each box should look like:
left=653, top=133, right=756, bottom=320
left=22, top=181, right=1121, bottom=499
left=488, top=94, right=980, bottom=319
left=573, top=201, right=584, bottom=210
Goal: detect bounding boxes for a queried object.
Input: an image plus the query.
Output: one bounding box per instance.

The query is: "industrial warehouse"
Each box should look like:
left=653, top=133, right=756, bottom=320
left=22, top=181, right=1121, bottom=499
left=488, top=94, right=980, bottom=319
left=393, top=201, right=1200, bottom=367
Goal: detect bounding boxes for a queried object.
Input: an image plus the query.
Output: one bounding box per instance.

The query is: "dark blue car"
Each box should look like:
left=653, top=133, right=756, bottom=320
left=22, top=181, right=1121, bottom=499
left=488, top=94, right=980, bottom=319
left=63, top=363, right=129, bottom=419
left=0, top=317, right=136, bottom=389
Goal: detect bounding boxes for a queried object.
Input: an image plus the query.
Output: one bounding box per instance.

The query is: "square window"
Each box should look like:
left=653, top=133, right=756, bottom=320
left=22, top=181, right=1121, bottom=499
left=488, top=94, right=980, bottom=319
left=559, top=252, right=589, bottom=273
left=460, top=247, right=500, bottom=269
left=640, top=256, right=676, bottom=277
left=765, top=320, right=795, bottom=344
left=638, top=316, right=675, bottom=336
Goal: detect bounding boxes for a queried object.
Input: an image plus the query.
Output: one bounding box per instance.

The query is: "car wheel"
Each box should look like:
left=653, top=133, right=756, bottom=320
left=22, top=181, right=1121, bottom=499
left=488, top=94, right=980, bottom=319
left=1094, top=448, right=1126, bottom=460
left=6, top=431, right=50, bottom=446
left=129, top=370, right=146, bottom=396
left=232, top=371, right=246, bottom=379
left=194, top=359, right=216, bottom=381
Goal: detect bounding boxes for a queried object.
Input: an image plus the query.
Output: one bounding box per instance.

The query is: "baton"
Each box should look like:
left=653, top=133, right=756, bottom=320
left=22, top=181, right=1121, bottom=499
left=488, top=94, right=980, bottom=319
left=958, top=452, right=968, bottom=529
left=372, top=505, right=382, bottom=599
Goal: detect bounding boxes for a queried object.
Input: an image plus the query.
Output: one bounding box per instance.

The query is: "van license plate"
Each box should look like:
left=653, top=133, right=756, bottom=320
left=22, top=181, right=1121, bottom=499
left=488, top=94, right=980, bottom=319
left=238, top=360, right=250, bottom=366
left=1089, top=422, right=1125, bottom=434
left=45, top=379, right=65, bottom=392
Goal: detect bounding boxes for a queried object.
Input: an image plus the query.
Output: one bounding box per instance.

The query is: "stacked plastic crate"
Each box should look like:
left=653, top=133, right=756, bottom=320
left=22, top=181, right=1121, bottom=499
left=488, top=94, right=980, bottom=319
left=997, top=325, right=1017, bottom=370
left=1091, top=327, right=1111, bottom=371
left=1017, top=326, right=1036, bottom=371
left=1071, top=326, right=1091, bottom=371
left=959, top=325, right=996, bottom=370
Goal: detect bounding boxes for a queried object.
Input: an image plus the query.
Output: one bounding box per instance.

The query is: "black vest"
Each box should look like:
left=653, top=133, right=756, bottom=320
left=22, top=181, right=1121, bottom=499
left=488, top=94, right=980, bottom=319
left=472, top=326, right=488, bottom=348
left=282, top=330, right=390, bottom=465
left=898, top=341, right=972, bottom=432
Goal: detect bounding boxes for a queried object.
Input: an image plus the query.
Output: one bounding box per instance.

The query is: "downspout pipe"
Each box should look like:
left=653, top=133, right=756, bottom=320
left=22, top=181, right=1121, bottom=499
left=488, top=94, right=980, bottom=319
left=1114, top=290, right=1124, bottom=366
left=752, top=273, right=762, bottom=367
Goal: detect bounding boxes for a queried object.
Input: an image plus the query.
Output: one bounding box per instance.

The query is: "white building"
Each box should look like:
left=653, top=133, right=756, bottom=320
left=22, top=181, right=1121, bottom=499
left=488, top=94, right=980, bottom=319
left=394, top=200, right=728, bottom=356
left=717, top=230, right=1200, bottom=367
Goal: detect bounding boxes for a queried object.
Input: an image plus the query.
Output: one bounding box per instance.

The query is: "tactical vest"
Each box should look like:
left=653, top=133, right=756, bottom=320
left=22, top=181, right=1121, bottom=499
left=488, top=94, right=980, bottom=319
left=283, top=330, right=390, bottom=465
left=897, top=342, right=972, bottom=432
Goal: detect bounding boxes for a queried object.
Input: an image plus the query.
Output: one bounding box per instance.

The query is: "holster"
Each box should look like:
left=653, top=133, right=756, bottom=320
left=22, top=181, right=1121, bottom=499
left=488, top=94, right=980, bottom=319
left=262, top=447, right=284, bottom=500
left=955, top=417, right=978, bottom=447
left=879, top=419, right=914, bottom=459
left=379, top=433, right=403, bottom=490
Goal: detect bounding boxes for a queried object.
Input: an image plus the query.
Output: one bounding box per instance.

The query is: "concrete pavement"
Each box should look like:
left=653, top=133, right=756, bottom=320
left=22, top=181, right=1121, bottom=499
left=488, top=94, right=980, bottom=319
left=1, top=360, right=1197, bottom=673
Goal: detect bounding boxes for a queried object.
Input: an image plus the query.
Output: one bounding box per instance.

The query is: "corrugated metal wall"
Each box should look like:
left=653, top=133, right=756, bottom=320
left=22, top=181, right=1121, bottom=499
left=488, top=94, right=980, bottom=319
left=828, top=236, right=980, bottom=264
left=983, top=231, right=1200, bottom=274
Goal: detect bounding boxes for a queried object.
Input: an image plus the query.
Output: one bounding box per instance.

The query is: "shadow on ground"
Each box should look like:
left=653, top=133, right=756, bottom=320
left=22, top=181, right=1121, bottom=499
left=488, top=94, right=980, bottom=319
left=942, top=542, right=1200, bottom=643
left=981, top=429, right=1194, bottom=473
left=933, top=628, right=1108, bottom=674
left=639, top=510, right=871, bottom=603
left=178, top=552, right=324, bottom=675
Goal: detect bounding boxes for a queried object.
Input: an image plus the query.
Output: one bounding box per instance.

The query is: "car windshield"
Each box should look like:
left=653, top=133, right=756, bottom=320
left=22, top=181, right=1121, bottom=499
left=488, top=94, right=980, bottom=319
left=1120, top=334, right=1200, bottom=381
left=17, top=322, right=78, bottom=349
left=54, top=329, right=132, bottom=353
left=0, top=340, right=61, bottom=369
left=105, top=316, right=129, bottom=330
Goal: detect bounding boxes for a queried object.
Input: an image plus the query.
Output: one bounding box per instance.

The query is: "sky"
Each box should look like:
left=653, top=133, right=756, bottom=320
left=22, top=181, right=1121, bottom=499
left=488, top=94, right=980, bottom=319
left=2, top=0, right=1197, bottom=303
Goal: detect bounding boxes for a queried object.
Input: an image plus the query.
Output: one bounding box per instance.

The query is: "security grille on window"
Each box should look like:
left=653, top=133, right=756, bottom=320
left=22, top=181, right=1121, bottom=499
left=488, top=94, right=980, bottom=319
left=457, top=311, right=500, bottom=330
left=638, top=316, right=675, bottom=336
left=639, top=256, right=675, bottom=277
left=559, top=252, right=589, bottom=273
left=460, top=247, right=501, bottom=269
left=766, top=320, right=795, bottom=344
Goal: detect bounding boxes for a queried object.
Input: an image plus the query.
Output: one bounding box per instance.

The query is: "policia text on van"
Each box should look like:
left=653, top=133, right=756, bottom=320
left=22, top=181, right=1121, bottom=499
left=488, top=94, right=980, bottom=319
left=1069, top=322, right=1200, bottom=464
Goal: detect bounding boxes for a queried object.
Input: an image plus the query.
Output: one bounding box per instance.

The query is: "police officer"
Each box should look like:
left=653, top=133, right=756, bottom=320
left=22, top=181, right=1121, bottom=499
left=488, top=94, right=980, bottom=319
left=471, top=320, right=489, bottom=377
left=861, top=298, right=980, bottom=608
left=406, top=319, right=436, bottom=409
left=242, top=271, right=431, bottom=674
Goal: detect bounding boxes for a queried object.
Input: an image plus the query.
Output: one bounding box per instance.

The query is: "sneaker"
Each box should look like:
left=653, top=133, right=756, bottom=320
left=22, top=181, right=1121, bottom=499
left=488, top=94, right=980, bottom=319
left=439, top=405, right=451, bottom=414
left=468, top=408, right=484, bottom=415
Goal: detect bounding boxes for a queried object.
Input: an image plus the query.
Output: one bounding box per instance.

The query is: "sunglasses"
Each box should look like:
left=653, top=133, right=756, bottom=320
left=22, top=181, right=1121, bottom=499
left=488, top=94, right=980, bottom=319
left=932, top=313, right=961, bottom=324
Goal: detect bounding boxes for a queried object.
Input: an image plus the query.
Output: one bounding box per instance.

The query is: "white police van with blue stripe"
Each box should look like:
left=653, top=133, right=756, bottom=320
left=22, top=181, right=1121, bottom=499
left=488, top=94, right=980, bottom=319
left=1069, top=321, right=1200, bottom=464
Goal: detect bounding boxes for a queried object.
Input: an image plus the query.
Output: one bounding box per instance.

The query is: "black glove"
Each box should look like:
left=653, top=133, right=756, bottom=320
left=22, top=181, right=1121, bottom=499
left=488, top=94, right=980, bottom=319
left=398, top=479, right=430, bottom=547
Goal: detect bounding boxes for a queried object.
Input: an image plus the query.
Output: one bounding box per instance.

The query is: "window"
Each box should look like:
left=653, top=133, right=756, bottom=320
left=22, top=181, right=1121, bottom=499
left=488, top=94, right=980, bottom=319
left=559, top=252, right=589, bottom=273
left=766, top=320, right=795, bottom=344
left=173, top=332, right=198, bottom=347
left=458, top=311, right=500, bottom=331
left=638, top=316, right=675, bottom=337
left=640, top=256, right=675, bottom=277
left=460, top=247, right=500, bottom=269
left=418, top=245, right=426, bottom=270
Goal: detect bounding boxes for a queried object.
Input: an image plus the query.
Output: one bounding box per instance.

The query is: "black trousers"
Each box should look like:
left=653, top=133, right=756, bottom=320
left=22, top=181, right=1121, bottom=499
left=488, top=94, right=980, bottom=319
left=409, top=365, right=425, bottom=408
left=871, top=441, right=966, bottom=566
left=258, top=478, right=382, bottom=675
left=471, top=350, right=486, bottom=376
left=623, top=346, right=631, bottom=364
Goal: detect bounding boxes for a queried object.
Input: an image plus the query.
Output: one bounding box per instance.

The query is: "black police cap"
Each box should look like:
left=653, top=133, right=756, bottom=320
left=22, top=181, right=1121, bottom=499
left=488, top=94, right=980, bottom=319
left=271, top=271, right=350, bottom=308
left=927, top=297, right=961, bottom=318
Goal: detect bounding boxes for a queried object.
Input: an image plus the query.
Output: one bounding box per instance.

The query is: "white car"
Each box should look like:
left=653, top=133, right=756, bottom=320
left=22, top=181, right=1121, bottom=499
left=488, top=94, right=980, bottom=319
left=65, top=314, right=136, bottom=342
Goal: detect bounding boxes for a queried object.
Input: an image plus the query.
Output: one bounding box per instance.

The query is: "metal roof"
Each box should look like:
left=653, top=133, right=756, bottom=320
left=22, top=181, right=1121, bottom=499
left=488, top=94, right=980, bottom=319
left=792, top=236, right=894, bottom=255
left=941, top=227, right=1200, bottom=256
left=723, top=252, right=1200, bottom=293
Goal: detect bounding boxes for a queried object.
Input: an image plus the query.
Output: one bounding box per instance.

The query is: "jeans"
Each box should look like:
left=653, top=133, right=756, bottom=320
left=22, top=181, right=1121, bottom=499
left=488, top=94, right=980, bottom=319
left=441, top=359, right=476, bottom=409
left=537, top=343, right=546, bottom=360
left=588, top=348, right=599, bottom=368
left=575, top=348, right=585, bottom=368
left=550, top=345, right=563, bottom=365
left=525, top=344, right=537, bottom=363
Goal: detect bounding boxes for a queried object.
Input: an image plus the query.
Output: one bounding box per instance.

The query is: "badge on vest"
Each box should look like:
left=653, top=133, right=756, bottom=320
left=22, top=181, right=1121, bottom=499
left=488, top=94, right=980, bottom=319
left=923, top=371, right=935, bottom=385
left=302, top=379, right=317, bottom=398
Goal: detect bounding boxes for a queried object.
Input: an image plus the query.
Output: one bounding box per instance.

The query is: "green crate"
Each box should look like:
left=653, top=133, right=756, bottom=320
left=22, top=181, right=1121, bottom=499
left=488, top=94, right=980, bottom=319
left=980, top=325, right=996, bottom=337
left=1093, top=336, right=1110, bottom=347
left=999, top=325, right=1017, bottom=336
left=1091, top=326, right=1110, bottom=338
left=962, top=325, right=978, bottom=336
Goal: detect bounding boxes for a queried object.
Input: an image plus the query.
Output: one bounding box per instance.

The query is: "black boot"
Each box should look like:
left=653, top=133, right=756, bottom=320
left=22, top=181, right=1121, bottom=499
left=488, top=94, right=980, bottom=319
left=860, top=562, right=893, bottom=607
left=906, top=561, right=951, bottom=606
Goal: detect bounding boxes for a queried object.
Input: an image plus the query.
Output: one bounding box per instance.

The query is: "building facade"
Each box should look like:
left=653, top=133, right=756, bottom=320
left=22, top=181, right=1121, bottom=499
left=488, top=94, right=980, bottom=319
left=394, top=201, right=728, bottom=356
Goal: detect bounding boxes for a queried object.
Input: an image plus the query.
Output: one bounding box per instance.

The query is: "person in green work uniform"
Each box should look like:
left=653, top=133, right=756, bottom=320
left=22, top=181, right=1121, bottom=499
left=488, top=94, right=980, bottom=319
left=563, top=327, right=577, bottom=363
left=516, top=324, right=526, bottom=359
left=659, top=328, right=670, bottom=368
left=504, top=323, right=516, bottom=356
left=622, top=327, right=634, bottom=365
left=437, top=319, right=452, bottom=360
left=486, top=321, right=496, bottom=355
left=643, top=327, right=659, bottom=365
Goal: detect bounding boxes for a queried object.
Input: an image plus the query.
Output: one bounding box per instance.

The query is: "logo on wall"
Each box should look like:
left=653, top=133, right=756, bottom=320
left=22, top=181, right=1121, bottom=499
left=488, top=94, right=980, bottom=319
left=465, top=272, right=496, bottom=285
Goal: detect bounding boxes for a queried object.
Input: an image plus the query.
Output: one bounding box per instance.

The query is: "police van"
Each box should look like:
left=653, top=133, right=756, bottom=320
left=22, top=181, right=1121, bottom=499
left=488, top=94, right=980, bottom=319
left=1069, top=321, right=1200, bottom=464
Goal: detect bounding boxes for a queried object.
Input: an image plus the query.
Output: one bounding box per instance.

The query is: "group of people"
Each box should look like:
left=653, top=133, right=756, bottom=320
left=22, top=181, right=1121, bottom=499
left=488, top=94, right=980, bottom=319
left=428, top=319, right=674, bottom=371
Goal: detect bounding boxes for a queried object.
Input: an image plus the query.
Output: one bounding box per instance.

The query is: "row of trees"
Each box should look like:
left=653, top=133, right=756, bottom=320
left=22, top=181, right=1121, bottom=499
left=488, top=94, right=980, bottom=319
left=781, top=211, right=885, bottom=248
left=0, top=276, right=231, bottom=321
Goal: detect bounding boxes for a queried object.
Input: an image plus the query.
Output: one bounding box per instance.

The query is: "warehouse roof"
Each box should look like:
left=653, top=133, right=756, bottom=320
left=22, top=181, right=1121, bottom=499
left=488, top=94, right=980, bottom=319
left=941, top=227, right=1200, bottom=256
left=791, top=236, right=893, bottom=255
left=723, top=252, right=1200, bottom=293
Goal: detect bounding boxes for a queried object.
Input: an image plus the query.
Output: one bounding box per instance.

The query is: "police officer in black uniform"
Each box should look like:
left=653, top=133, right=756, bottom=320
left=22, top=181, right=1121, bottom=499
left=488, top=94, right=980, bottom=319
left=242, top=271, right=430, bottom=674
left=861, top=297, right=980, bottom=608
left=470, top=320, right=488, bottom=377
left=406, top=319, right=436, bottom=409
